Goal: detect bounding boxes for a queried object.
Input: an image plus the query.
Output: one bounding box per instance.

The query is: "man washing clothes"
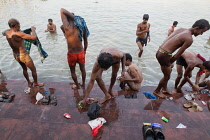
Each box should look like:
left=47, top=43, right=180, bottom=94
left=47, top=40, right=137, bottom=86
left=60, top=8, right=89, bottom=90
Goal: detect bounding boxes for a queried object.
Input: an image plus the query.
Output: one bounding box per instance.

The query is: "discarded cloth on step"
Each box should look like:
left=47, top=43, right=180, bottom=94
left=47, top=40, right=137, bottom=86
left=143, top=92, right=157, bottom=99
left=23, top=28, right=48, bottom=63
left=88, top=117, right=106, bottom=136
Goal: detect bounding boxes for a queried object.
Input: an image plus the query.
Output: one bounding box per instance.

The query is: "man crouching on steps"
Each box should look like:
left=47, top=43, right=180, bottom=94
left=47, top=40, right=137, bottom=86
left=120, top=53, right=143, bottom=91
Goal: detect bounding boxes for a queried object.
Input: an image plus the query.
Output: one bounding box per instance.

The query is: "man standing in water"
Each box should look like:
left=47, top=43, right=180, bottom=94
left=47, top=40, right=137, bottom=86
left=80, top=48, right=125, bottom=104
left=60, top=8, right=89, bottom=89
left=168, top=21, right=178, bottom=36
left=2, top=19, right=44, bottom=87
left=136, top=14, right=150, bottom=57
left=153, top=19, right=210, bottom=98
left=45, top=19, right=56, bottom=33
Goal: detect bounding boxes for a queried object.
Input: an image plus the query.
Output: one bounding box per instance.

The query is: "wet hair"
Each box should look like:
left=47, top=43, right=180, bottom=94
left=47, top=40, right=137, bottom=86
left=125, top=53, right=132, bottom=62
left=173, top=21, right=178, bottom=25
left=192, top=19, right=210, bottom=30
left=203, top=61, right=210, bottom=71
left=8, top=19, right=19, bottom=28
left=143, top=14, right=149, bottom=20
left=97, top=52, right=113, bottom=69
left=48, top=19, right=53, bottom=22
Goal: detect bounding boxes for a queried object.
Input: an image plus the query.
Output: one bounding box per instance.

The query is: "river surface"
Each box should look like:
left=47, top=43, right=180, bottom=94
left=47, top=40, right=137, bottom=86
left=0, top=0, right=210, bottom=87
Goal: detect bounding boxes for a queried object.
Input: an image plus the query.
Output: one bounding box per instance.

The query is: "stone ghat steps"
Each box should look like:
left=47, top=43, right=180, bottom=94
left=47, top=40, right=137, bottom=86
left=0, top=80, right=210, bottom=140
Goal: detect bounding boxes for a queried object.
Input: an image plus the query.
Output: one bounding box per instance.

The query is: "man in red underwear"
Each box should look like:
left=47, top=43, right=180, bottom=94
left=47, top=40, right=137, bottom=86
left=60, top=8, right=89, bottom=89
left=154, top=19, right=210, bottom=98
left=172, top=51, right=210, bottom=93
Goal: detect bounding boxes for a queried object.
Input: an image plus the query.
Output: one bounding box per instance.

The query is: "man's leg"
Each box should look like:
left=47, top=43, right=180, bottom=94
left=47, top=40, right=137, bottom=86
left=172, top=65, right=183, bottom=94
left=78, top=63, right=86, bottom=89
left=177, top=71, right=192, bottom=93
left=108, top=63, right=120, bottom=97
left=24, top=60, right=44, bottom=87
left=95, top=71, right=112, bottom=104
left=137, top=42, right=144, bottom=57
left=18, top=62, right=33, bottom=87
left=153, top=66, right=172, bottom=98
left=69, top=65, right=80, bottom=89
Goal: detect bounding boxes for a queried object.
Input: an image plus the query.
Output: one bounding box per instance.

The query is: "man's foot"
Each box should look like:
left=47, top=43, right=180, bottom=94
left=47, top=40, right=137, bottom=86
left=28, top=81, right=34, bottom=87
left=99, top=95, right=112, bottom=104
left=153, top=91, right=166, bottom=98
left=162, top=90, right=173, bottom=95
left=108, top=91, right=118, bottom=98
left=176, top=88, right=184, bottom=93
left=79, top=83, right=85, bottom=89
left=34, top=83, right=45, bottom=87
left=171, top=89, right=178, bottom=94
left=71, top=84, right=80, bottom=90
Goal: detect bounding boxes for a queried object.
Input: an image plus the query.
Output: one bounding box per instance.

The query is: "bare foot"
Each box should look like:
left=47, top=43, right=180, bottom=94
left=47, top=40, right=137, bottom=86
left=79, top=83, right=85, bottom=89
left=171, top=89, right=178, bottom=94
left=99, top=95, right=111, bottom=104
left=176, top=88, right=184, bottom=93
left=28, top=81, right=34, bottom=87
left=72, top=84, right=80, bottom=90
left=34, top=83, right=45, bottom=87
left=162, top=89, right=173, bottom=95
left=153, top=91, right=166, bottom=98
left=108, top=91, right=118, bottom=98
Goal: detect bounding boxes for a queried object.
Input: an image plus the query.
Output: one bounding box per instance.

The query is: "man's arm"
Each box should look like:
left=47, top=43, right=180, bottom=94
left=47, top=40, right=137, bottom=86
left=121, top=53, right=126, bottom=74
left=49, top=25, right=56, bottom=33
left=168, top=28, right=173, bottom=36
left=83, top=63, right=100, bottom=100
left=83, top=30, right=88, bottom=54
left=121, top=68, right=140, bottom=82
left=17, top=26, right=37, bottom=40
left=45, top=25, right=49, bottom=32
left=2, top=29, right=9, bottom=36
left=60, top=8, right=74, bottom=27
left=170, top=39, right=193, bottom=64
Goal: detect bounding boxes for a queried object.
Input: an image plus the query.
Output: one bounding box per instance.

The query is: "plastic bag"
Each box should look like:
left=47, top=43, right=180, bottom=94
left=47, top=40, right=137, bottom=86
left=35, top=92, right=43, bottom=104
left=88, top=117, right=106, bottom=136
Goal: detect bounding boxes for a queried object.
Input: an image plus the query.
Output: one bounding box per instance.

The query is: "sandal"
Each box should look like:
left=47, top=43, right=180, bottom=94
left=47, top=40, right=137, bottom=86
left=49, top=94, right=57, bottom=106
left=152, top=123, right=165, bottom=140
left=183, top=101, right=198, bottom=108
left=142, top=123, right=155, bottom=140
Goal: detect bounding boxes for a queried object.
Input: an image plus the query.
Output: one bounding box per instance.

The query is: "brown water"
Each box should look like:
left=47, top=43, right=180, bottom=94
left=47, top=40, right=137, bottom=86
left=0, top=0, right=210, bottom=87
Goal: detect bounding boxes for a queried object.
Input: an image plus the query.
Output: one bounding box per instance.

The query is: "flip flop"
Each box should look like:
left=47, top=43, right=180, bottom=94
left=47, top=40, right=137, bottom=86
left=152, top=123, right=165, bottom=140
left=42, top=93, right=50, bottom=105
left=132, top=93, right=137, bottom=99
left=183, top=101, right=198, bottom=108
left=142, top=123, right=155, bottom=140
left=188, top=105, right=203, bottom=112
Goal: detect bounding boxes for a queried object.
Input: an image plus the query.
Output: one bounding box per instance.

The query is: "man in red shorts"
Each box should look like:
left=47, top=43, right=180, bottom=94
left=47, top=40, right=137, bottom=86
left=60, top=8, right=90, bottom=89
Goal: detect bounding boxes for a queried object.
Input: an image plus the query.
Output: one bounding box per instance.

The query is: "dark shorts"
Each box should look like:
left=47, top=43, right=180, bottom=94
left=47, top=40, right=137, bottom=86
left=176, top=56, right=187, bottom=67
left=136, top=37, right=146, bottom=45
left=156, top=50, right=172, bottom=67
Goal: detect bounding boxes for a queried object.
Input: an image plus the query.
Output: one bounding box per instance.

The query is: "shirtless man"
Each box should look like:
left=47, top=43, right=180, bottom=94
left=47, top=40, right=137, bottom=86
left=153, top=19, right=210, bottom=98
left=172, top=51, right=210, bottom=93
left=136, top=14, right=150, bottom=57
left=60, top=8, right=89, bottom=89
left=2, top=19, right=44, bottom=87
left=168, top=21, right=178, bottom=36
left=80, top=48, right=125, bottom=104
left=120, top=53, right=143, bottom=91
left=45, top=19, right=56, bottom=33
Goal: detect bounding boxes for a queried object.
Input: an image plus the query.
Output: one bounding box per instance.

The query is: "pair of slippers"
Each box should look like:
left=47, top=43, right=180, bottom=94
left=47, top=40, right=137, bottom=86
left=183, top=101, right=203, bottom=112
left=0, top=92, right=15, bottom=103
left=42, top=94, right=57, bottom=106
left=142, top=123, right=165, bottom=140
left=125, top=93, right=137, bottom=99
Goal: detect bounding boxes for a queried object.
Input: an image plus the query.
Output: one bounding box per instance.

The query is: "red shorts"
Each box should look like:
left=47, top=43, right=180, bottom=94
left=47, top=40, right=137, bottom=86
left=67, top=50, right=85, bottom=66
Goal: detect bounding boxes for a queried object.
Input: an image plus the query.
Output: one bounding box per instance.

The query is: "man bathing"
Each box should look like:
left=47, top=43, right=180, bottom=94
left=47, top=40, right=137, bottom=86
left=168, top=21, right=178, bottom=36
left=60, top=8, right=89, bottom=89
left=136, top=14, right=150, bottom=57
left=172, top=51, right=210, bottom=93
left=45, top=19, right=56, bottom=33
left=2, top=19, right=44, bottom=87
left=154, top=19, right=210, bottom=98
left=120, top=53, right=143, bottom=91
left=80, top=48, right=125, bottom=104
